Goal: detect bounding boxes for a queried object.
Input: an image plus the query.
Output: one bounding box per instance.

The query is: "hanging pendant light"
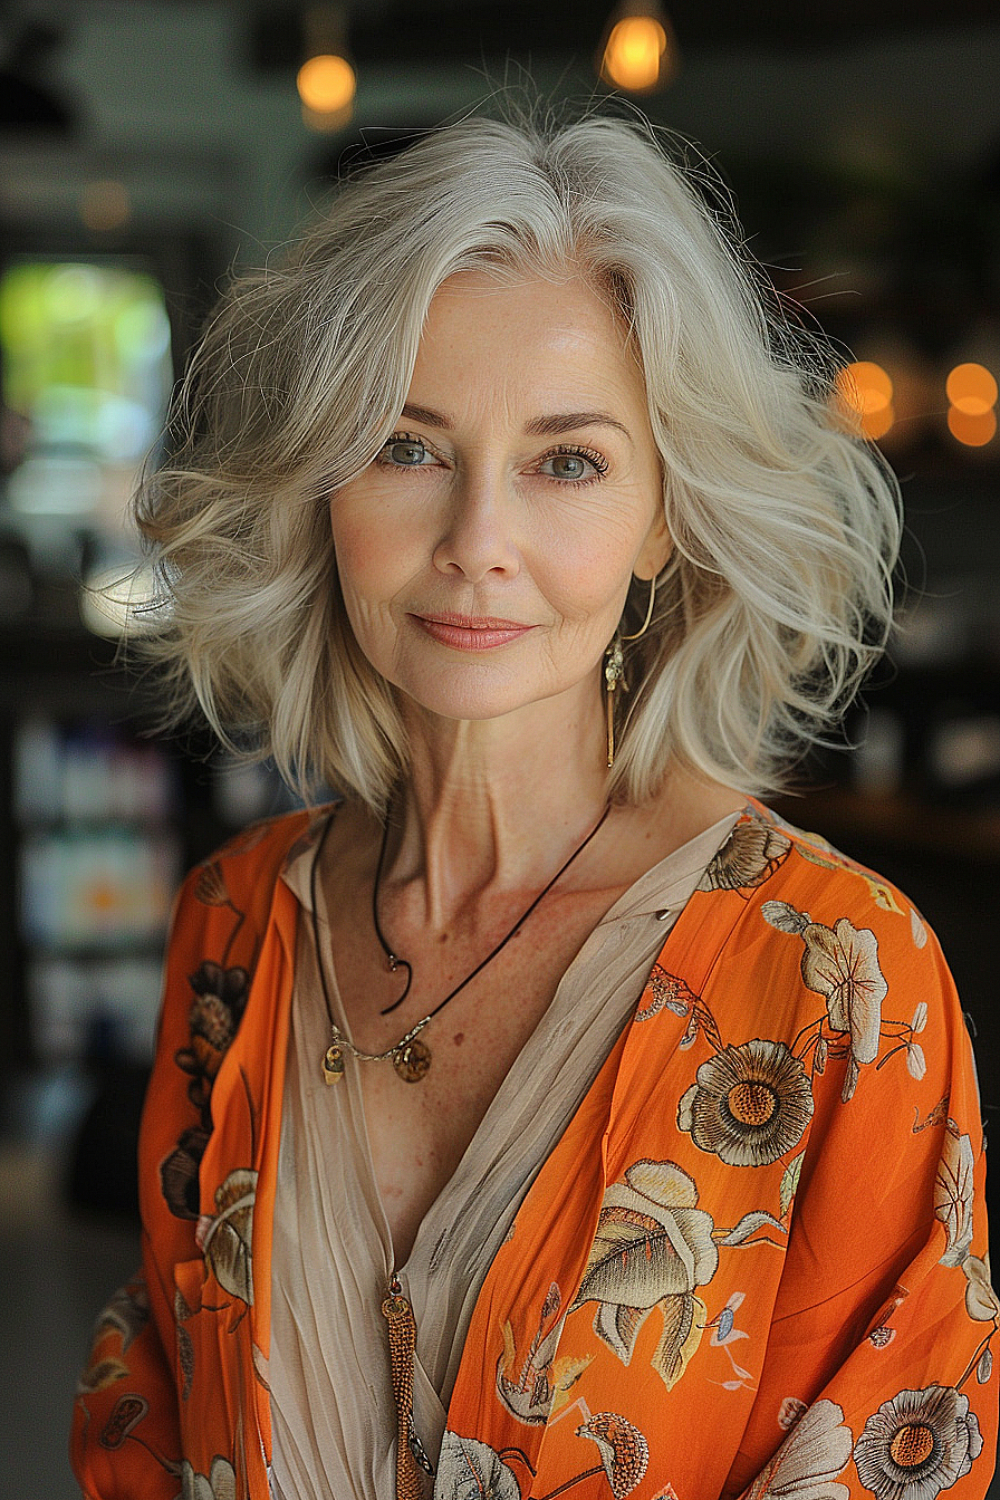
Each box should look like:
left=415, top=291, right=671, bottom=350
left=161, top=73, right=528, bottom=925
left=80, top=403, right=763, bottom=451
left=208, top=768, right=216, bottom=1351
left=297, top=4, right=356, bottom=133
left=597, top=0, right=678, bottom=94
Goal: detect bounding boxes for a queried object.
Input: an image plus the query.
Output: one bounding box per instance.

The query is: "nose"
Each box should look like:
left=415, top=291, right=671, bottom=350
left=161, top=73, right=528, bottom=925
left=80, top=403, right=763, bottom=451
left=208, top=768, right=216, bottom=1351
left=431, top=468, right=521, bottom=583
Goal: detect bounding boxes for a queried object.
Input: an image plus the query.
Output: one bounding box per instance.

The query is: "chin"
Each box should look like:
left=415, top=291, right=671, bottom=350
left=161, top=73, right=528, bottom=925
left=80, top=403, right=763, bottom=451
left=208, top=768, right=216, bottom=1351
left=403, top=691, right=536, bottom=726
left=393, top=669, right=576, bottom=728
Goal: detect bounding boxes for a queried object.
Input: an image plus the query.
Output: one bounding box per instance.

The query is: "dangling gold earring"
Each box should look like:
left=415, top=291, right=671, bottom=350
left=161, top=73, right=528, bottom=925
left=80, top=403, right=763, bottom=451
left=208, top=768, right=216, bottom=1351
left=604, top=634, right=625, bottom=769
left=604, top=575, right=657, bottom=769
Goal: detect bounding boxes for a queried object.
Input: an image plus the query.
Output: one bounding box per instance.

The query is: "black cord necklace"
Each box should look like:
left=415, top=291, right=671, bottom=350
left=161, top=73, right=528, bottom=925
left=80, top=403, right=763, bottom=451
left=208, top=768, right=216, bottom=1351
left=314, top=799, right=611, bottom=1084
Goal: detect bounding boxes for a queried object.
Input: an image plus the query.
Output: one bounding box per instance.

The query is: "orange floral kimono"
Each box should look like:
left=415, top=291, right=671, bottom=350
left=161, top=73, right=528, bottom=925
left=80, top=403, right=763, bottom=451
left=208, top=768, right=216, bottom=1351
left=71, top=800, right=998, bottom=1500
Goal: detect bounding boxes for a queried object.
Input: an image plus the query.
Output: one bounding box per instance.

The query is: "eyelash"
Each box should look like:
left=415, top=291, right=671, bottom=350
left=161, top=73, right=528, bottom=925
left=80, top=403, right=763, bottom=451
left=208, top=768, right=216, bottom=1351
left=377, top=434, right=610, bottom=486
left=540, top=445, right=609, bottom=485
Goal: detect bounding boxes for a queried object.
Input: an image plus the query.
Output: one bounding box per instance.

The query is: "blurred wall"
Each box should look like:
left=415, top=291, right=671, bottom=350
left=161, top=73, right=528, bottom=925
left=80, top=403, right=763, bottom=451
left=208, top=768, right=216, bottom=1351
left=4, top=4, right=1000, bottom=260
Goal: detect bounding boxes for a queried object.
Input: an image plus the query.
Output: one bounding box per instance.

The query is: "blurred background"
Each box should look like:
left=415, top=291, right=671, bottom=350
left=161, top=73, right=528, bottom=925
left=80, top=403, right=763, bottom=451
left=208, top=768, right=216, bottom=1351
left=2, top=0, right=1000, bottom=1492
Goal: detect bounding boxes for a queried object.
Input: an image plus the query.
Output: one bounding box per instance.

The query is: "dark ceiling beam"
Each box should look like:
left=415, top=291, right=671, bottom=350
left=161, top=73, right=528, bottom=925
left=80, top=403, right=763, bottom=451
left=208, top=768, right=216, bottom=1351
left=249, top=0, right=1000, bottom=72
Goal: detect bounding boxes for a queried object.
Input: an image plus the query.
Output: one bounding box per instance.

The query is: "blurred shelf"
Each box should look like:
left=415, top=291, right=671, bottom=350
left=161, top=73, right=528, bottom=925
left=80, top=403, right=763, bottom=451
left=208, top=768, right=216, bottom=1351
left=774, top=786, right=1000, bottom=863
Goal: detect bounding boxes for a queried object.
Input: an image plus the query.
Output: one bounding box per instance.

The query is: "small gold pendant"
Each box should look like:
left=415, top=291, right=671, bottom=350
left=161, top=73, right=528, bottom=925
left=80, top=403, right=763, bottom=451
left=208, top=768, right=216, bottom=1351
left=393, top=1037, right=431, bottom=1084
left=323, top=1043, right=345, bottom=1084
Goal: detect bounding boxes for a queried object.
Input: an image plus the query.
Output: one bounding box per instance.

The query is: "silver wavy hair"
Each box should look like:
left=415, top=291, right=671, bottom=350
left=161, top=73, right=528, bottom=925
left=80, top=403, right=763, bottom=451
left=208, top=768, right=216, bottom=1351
left=134, top=108, right=901, bottom=812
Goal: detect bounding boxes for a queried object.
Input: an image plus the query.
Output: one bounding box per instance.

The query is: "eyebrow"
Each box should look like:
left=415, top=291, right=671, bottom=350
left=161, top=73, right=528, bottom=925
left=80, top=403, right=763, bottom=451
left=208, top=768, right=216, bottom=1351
left=400, top=402, right=632, bottom=442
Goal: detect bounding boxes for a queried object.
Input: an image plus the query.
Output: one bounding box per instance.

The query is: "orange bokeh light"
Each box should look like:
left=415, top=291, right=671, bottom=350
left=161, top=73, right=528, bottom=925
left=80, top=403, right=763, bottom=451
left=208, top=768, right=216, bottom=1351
left=296, top=53, right=355, bottom=114
left=861, top=403, right=895, bottom=441
left=836, top=361, right=893, bottom=419
left=947, top=406, right=997, bottom=447
left=945, top=362, right=998, bottom=417
left=602, top=15, right=671, bottom=91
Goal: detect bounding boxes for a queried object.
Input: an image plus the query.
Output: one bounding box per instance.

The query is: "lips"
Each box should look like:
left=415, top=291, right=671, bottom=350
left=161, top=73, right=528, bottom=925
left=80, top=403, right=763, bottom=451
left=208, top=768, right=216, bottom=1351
left=411, top=612, right=534, bottom=650
left=420, top=612, right=528, bottom=629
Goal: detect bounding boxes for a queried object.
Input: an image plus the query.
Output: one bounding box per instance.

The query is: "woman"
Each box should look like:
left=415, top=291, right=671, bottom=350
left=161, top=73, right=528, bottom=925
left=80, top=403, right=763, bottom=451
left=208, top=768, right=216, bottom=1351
left=72, top=112, right=996, bottom=1500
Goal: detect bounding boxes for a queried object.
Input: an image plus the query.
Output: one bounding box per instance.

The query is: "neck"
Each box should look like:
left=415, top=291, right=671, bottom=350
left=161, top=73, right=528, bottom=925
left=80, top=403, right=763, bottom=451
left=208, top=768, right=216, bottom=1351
left=387, top=679, right=611, bottom=929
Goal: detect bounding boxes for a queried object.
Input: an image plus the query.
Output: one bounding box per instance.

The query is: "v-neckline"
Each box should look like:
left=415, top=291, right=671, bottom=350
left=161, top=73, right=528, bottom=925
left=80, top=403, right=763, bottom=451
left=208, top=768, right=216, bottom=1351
left=291, top=802, right=745, bottom=1277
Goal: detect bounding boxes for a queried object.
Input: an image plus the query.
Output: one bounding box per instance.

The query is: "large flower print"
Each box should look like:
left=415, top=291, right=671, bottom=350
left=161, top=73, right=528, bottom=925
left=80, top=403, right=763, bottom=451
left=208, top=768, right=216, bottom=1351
left=495, top=1282, right=591, bottom=1425
left=197, top=1168, right=257, bottom=1305
left=799, top=919, right=887, bottom=1065
left=743, top=1399, right=853, bottom=1500
left=762, top=903, right=888, bottom=1099
left=576, top=1412, right=649, bottom=1499
left=163, top=950, right=251, bottom=1220
left=570, top=1159, right=718, bottom=1389
left=934, top=1127, right=975, bottom=1269
left=434, top=1433, right=520, bottom=1500
left=76, top=1280, right=152, bottom=1395
left=962, top=1255, right=1000, bottom=1322
left=160, top=1125, right=211, bottom=1220
left=175, top=962, right=250, bottom=1102
left=853, top=1386, right=983, bottom=1500
left=698, top=820, right=791, bottom=893
left=90, top=1279, right=150, bottom=1352
left=180, top=1456, right=237, bottom=1500
left=677, top=1039, right=813, bottom=1168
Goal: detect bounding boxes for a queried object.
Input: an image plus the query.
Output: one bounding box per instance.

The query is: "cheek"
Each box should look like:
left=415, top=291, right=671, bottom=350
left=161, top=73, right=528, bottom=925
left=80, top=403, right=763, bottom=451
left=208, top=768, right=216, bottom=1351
left=329, top=526, right=400, bottom=676
left=529, top=502, right=649, bottom=619
left=330, top=498, right=410, bottom=611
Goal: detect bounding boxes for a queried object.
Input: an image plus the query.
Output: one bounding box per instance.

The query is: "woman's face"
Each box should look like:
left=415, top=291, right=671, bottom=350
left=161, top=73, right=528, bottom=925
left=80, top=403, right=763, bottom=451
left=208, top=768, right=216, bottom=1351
left=330, top=270, right=671, bottom=729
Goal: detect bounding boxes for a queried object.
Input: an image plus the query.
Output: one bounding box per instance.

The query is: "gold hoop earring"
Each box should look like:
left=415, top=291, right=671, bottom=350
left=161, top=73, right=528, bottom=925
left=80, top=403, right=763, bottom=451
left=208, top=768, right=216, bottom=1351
left=604, top=575, right=657, bottom=769
left=623, top=573, right=656, bottom=641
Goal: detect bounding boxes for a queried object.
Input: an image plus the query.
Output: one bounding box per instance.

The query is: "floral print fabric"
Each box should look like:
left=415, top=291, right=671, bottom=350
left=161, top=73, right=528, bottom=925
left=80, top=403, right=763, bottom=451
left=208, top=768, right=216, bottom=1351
left=71, top=802, right=997, bottom=1500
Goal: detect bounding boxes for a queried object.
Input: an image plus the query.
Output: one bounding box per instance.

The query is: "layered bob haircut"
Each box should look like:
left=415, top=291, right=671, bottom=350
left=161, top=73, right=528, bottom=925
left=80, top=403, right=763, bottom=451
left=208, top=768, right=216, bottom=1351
left=135, top=108, right=901, bottom=812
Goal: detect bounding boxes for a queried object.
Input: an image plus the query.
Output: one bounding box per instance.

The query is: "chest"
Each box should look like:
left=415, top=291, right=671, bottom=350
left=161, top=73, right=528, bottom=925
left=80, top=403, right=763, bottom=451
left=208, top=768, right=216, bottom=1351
left=323, top=891, right=622, bottom=1265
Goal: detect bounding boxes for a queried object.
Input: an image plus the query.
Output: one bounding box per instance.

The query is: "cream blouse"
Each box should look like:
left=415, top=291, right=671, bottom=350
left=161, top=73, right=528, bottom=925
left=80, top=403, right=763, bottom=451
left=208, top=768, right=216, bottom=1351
left=268, top=810, right=740, bottom=1500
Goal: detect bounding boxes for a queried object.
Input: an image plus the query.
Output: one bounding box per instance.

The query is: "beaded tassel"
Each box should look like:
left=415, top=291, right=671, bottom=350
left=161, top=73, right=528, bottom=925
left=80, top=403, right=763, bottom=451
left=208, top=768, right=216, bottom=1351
left=382, top=1279, right=427, bottom=1500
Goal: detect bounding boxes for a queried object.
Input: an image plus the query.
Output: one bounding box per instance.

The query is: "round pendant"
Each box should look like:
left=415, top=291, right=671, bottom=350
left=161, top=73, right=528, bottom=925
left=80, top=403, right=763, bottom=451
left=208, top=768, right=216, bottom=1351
left=323, top=1044, right=345, bottom=1084
left=393, top=1037, right=431, bottom=1083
